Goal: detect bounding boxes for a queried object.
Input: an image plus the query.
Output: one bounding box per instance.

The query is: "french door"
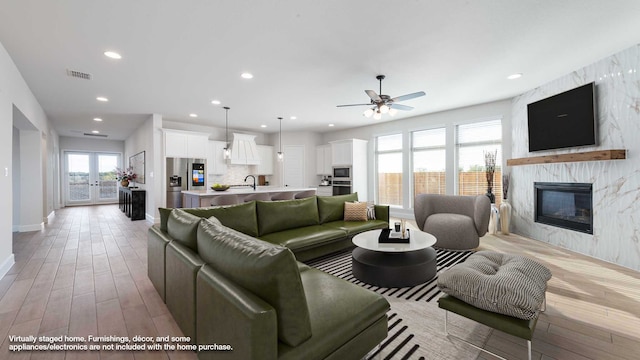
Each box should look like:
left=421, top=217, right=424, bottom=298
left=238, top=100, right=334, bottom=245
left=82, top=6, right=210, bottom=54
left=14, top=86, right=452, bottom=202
left=64, top=151, right=121, bottom=206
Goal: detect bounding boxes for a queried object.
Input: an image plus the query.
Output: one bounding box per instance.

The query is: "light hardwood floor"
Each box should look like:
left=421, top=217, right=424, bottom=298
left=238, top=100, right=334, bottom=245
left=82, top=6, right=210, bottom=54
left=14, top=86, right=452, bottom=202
left=1, top=205, right=639, bottom=359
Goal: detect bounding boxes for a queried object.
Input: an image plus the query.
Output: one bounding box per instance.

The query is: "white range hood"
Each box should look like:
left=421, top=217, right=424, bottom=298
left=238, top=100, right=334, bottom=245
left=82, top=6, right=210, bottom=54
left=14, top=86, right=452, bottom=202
left=230, top=133, right=260, bottom=165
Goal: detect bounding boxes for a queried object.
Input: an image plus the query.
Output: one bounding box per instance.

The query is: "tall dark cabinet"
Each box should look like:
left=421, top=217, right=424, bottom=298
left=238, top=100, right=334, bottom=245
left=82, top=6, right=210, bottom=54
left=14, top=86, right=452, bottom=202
left=119, top=188, right=146, bottom=221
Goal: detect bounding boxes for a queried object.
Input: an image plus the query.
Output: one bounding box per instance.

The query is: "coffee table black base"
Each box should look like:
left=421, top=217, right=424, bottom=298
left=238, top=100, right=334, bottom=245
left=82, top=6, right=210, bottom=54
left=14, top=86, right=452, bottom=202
left=352, top=247, right=437, bottom=287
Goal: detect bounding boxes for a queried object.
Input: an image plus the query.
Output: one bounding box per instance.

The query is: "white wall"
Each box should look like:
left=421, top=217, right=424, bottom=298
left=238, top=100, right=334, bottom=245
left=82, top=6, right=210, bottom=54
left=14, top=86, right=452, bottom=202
left=59, top=136, right=125, bottom=153
left=323, top=100, right=512, bottom=216
left=0, top=40, right=55, bottom=278
left=511, top=44, right=640, bottom=271
left=270, top=131, right=324, bottom=188
left=124, top=115, right=157, bottom=221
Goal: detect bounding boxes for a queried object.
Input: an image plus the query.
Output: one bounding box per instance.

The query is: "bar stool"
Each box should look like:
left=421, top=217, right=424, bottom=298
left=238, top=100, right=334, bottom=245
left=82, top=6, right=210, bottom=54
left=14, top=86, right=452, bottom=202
left=210, top=194, right=239, bottom=206
left=270, top=192, right=295, bottom=201
left=243, top=193, right=271, bottom=202
left=294, top=190, right=316, bottom=199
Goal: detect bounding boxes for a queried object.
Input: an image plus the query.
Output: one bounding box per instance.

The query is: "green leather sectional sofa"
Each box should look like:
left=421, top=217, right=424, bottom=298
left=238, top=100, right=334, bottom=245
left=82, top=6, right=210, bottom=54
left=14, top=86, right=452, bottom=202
left=148, top=193, right=391, bottom=359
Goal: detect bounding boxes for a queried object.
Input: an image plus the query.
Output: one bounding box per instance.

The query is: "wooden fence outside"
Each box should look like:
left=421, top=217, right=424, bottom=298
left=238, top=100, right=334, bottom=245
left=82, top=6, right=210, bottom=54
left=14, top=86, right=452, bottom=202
left=378, top=170, right=502, bottom=206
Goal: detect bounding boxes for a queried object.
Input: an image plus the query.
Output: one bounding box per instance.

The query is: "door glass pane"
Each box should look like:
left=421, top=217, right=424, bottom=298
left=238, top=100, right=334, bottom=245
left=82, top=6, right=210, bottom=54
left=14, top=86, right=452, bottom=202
left=68, top=154, right=90, bottom=201
left=98, top=154, right=118, bottom=200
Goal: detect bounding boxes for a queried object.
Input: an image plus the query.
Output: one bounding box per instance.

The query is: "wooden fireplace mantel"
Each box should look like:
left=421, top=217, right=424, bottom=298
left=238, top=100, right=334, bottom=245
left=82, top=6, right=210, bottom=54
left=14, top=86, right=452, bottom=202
left=506, top=149, right=626, bottom=166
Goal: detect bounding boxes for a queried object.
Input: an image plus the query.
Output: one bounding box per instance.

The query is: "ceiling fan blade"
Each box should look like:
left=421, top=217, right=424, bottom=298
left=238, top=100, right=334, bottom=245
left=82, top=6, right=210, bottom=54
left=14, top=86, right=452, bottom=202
left=391, top=91, right=426, bottom=102
left=365, top=90, right=382, bottom=102
left=336, top=103, right=372, bottom=107
left=390, top=103, right=414, bottom=111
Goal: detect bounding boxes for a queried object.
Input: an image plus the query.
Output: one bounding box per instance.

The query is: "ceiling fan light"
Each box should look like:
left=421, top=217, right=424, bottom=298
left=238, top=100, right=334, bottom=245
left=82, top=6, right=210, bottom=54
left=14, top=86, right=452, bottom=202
left=363, top=108, right=374, bottom=118
left=373, top=111, right=382, bottom=120
left=389, top=108, right=398, bottom=116
left=379, top=104, right=389, bottom=114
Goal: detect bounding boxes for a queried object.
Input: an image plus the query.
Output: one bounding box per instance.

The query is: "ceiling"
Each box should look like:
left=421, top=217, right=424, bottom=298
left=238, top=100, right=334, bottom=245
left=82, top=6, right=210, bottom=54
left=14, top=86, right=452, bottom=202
left=1, top=1, right=640, bottom=141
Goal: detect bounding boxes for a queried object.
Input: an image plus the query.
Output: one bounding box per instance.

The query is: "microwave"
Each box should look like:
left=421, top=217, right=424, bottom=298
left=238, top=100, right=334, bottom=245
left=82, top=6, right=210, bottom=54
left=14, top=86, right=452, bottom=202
left=333, top=167, right=351, bottom=179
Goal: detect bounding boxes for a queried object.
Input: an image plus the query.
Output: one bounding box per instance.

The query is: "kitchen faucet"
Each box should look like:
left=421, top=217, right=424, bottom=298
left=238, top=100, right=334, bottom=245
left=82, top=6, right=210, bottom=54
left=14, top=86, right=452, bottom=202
left=244, top=175, right=256, bottom=190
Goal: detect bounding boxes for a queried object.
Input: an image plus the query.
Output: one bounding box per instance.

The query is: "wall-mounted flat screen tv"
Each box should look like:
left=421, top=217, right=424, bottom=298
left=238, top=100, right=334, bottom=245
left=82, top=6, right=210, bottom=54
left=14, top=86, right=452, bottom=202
left=527, top=82, right=596, bottom=152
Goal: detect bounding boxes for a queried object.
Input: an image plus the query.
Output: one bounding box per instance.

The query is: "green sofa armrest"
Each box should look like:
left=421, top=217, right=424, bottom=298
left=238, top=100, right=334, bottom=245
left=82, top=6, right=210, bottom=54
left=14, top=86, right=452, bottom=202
left=166, top=241, right=205, bottom=343
left=374, top=205, right=390, bottom=223
left=148, top=225, right=172, bottom=301
left=196, top=265, right=278, bottom=360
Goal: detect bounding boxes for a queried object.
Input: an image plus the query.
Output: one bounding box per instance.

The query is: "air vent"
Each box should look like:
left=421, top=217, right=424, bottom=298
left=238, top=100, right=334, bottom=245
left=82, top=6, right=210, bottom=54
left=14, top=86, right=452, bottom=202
left=66, top=69, right=92, bottom=80
left=83, top=132, right=107, bottom=138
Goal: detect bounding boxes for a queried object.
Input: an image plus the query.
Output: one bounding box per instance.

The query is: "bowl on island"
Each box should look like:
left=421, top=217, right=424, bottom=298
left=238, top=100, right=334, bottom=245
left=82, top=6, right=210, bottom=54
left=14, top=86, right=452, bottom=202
left=211, top=184, right=230, bottom=191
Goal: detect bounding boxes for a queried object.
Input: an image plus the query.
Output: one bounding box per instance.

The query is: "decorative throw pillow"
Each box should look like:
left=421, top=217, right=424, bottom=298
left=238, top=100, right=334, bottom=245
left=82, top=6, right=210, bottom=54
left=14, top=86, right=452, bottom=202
left=344, top=201, right=368, bottom=221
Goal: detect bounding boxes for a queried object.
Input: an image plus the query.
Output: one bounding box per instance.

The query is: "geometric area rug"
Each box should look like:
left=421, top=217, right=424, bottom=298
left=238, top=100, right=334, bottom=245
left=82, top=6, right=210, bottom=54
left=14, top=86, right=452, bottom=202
left=306, top=249, right=484, bottom=360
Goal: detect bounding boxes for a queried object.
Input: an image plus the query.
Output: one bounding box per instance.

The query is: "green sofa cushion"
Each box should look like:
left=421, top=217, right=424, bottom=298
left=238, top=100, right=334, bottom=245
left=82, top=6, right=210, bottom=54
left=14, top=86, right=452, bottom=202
left=278, top=266, right=390, bottom=360
left=159, top=207, right=173, bottom=232
left=317, top=193, right=359, bottom=224
left=185, top=202, right=259, bottom=237
left=167, top=209, right=202, bottom=252
left=256, top=197, right=319, bottom=236
left=197, top=218, right=312, bottom=347
left=258, top=225, right=346, bottom=251
left=322, top=219, right=388, bottom=236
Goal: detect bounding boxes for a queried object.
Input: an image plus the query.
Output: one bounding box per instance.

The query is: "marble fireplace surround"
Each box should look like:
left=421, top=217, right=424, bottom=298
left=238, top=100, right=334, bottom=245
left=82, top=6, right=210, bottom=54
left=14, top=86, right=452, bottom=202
left=510, top=43, right=640, bottom=271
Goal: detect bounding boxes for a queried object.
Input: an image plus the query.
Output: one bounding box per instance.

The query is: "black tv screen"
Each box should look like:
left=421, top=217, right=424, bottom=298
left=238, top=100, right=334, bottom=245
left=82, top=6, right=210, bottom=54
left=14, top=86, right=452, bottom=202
left=527, top=82, right=596, bottom=152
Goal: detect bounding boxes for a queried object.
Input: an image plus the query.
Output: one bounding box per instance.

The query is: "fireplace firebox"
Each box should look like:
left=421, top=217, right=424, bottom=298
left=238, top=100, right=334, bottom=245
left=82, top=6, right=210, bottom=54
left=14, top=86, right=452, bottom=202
left=534, top=182, right=593, bottom=234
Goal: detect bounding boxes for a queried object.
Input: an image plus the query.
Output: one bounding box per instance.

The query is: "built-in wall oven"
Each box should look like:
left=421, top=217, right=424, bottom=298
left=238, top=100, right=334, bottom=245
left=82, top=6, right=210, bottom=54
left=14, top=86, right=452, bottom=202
left=332, top=180, right=352, bottom=195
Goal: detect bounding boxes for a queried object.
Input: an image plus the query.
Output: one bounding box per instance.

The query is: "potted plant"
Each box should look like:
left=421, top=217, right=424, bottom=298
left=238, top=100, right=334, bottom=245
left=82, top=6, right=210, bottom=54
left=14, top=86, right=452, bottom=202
left=115, top=166, right=137, bottom=187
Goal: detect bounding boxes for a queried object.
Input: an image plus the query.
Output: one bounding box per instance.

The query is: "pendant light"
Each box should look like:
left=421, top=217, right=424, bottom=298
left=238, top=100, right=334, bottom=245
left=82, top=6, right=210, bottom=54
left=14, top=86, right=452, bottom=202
left=223, top=107, right=231, bottom=159
left=277, top=117, right=284, bottom=162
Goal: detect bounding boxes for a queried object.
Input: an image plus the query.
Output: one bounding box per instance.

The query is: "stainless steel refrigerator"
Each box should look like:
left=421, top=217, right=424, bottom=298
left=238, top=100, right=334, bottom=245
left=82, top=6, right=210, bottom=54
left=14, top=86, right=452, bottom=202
left=166, top=157, right=206, bottom=208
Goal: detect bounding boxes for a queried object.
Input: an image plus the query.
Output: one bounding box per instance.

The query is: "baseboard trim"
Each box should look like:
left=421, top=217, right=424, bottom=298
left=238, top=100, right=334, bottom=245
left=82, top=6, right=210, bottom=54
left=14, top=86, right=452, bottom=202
left=47, top=210, right=55, bottom=223
left=0, top=254, right=15, bottom=280
left=19, top=223, right=44, bottom=232
left=146, top=213, right=156, bottom=224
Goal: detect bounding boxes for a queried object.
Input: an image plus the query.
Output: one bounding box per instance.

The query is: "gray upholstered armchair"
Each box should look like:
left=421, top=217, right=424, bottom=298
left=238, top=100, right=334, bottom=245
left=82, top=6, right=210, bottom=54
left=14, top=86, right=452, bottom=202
left=413, top=194, right=491, bottom=250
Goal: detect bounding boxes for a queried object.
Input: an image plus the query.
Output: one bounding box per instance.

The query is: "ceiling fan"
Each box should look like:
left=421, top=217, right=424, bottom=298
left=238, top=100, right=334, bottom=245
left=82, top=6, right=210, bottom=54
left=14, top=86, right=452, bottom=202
left=337, top=75, right=425, bottom=119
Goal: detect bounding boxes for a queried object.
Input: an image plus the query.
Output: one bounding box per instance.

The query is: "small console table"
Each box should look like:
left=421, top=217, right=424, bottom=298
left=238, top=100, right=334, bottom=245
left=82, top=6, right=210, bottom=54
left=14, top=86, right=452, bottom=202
left=119, top=188, right=146, bottom=221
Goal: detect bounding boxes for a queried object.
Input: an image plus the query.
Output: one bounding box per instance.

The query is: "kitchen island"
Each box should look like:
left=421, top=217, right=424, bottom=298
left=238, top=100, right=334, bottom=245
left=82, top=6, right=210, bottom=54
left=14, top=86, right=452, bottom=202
left=181, top=187, right=317, bottom=207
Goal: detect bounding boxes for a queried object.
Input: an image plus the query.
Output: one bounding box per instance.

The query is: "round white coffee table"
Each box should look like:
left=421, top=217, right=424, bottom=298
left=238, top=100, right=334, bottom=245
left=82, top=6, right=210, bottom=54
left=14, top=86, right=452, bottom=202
left=352, top=229, right=437, bottom=287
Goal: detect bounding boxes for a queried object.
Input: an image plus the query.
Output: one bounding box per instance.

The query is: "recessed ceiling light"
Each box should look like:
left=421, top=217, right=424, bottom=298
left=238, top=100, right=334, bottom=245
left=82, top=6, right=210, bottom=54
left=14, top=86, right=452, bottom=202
left=328, top=124, right=335, bottom=127
left=93, top=117, right=103, bottom=122
left=260, top=124, right=267, bottom=128
left=189, top=113, right=198, bottom=118
left=211, top=100, right=221, bottom=105
left=96, top=96, right=109, bottom=102
left=104, top=51, right=122, bottom=59
left=290, top=116, right=297, bottom=120
left=92, top=130, right=100, bottom=134
left=507, top=73, right=523, bottom=80
left=241, top=72, right=254, bottom=79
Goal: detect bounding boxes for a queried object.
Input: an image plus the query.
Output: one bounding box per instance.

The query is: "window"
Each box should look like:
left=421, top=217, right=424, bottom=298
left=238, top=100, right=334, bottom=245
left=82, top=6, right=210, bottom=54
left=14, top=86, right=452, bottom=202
left=456, top=119, right=502, bottom=205
left=376, top=134, right=403, bottom=206
left=412, top=128, right=446, bottom=196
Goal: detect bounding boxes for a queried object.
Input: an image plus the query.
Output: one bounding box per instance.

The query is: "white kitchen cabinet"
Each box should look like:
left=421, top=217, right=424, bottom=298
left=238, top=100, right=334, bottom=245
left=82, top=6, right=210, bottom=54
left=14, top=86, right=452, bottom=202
left=207, top=140, right=228, bottom=175
left=329, top=139, right=368, bottom=201
left=331, top=141, right=353, bottom=166
left=164, top=129, right=209, bottom=158
left=316, top=186, right=333, bottom=196
left=165, top=131, right=188, bottom=158
left=255, top=145, right=274, bottom=175
left=316, top=145, right=332, bottom=175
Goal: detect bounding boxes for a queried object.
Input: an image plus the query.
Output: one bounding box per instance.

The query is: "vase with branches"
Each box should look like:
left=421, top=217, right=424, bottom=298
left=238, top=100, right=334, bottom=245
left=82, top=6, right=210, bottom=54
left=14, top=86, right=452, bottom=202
left=500, top=173, right=512, bottom=234
left=484, top=150, right=497, bottom=203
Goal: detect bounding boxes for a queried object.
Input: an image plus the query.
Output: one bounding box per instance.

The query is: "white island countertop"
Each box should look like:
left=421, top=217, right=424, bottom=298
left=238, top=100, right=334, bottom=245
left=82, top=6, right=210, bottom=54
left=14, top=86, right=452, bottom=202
left=181, top=186, right=317, bottom=196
